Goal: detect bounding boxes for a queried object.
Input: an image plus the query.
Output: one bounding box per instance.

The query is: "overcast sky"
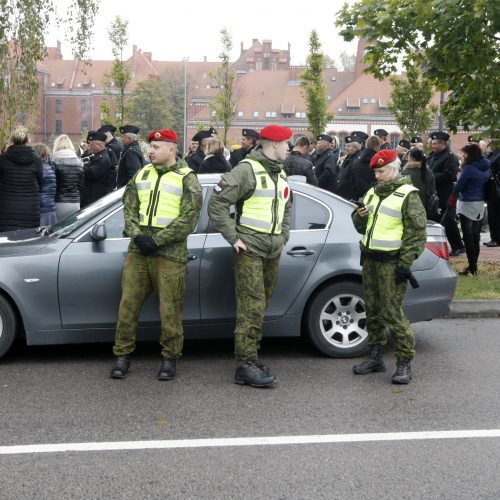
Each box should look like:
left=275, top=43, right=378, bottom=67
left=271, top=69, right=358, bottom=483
left=47, top=0, right=358, bottom=65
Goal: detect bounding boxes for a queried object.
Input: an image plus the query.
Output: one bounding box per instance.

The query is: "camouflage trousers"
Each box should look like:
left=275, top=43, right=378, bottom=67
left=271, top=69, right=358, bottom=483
left=234, top=250, right=281, bottom=362
left=362, top=257, right=416, bottom=359
left=113, top=253, right=186, bottom=359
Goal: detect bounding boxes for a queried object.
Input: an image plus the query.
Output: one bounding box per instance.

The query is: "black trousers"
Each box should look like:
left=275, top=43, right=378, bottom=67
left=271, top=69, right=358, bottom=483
left=486, top=197, right=500, bottom=242
left=459, top=214, right=481, bottom=273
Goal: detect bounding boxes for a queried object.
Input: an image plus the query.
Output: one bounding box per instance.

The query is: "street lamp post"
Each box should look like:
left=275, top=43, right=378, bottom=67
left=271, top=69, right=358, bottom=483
left=183, top=57, right=188, bottom=154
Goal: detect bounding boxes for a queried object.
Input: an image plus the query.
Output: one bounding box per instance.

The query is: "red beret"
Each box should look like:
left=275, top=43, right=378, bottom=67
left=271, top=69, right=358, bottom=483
left=370, top=149, right=398, bottom=169
left=147, top=129, right=178, bottom=143
left=259, top=125, right=293, bottom=141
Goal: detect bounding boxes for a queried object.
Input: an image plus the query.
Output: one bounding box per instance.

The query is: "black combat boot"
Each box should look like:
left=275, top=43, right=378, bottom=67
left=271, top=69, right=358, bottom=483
left=110, top=356, right=130, bottom=379
left=352, top=345, right=386, bottom=374
left=392, top=358, right=412, bottom=384
left=234, top=360, right=276, bottom=388
left=158, top=357, right=177, bottom=381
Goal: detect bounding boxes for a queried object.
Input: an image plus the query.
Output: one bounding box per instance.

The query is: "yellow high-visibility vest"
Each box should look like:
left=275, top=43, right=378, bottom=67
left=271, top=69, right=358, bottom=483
left=239, top=159, right=290, bottom=234
left=362, top=184, right=418, bottom=251
left=135, top=163, right=191, bottom=228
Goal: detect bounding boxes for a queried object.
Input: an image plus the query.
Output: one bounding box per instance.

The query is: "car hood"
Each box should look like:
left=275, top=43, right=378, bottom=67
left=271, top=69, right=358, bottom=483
left=0, top=228, right=54, bottom=256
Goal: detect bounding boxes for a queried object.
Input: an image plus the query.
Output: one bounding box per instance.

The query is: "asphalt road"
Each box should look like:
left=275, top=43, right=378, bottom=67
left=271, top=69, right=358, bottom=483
left=0, top=318, right=499, bottom=499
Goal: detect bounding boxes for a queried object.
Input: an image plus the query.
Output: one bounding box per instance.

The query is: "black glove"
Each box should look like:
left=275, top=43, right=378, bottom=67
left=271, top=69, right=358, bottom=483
left=135, top=235, right=158, bottom=256
left=394, top=266, right=412, bottom=285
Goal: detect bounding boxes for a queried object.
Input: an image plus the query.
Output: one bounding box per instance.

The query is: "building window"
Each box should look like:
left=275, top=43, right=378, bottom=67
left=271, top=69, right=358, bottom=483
left=81, top=120, right=88, bottom=131
left=55, top=100, right=62, bottom=113
left=265, top=111, right=271, bottom=118
left=371, top=98, right=377, bottom=104
left=347, top=107, right=359, bottom=113
left=337, top=107, right=343, bottom=112
left=237, top=111, right=243, bottom=117
left=55, top=120, right=62, bottom=134
left=253, top=111, right=259, bottom=118
left=362, top=97, right=368, bottom=104
left=81, top=99, right=88, bottom=114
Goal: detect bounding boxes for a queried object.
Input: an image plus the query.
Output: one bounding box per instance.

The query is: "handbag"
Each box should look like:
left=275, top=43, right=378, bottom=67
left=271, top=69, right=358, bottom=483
left=485, top=170, right=500, bottom=200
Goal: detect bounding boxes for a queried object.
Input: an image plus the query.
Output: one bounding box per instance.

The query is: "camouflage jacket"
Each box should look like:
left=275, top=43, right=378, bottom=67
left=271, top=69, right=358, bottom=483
left=351, top=176, right=427, bottom=268
left=123, top=159, right=203, bottom=263
left=207, top=148, right=292, bottom=259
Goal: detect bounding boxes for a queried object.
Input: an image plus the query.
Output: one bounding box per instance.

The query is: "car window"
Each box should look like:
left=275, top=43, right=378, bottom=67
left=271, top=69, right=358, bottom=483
left=292, top=193, right=329, bottom=230
left=103, top=209, right=126, bottom=238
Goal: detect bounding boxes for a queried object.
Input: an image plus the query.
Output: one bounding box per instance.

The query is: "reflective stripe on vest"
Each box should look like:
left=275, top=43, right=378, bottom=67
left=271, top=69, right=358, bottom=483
left=362, top=184, right=418, bottom=251
left=136, top=163, right=191, bottom=228
left=239, top=159, right=289, bottom=234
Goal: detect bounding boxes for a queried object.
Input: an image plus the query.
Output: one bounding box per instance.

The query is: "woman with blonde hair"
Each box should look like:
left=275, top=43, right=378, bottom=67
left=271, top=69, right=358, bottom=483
left=32, top=143, right=57, bottom=227
left=52, top=134, right=84, bottom=219
left=0, top=126, right=43, bottom=231
left=198, top=138, right=231, bottom=174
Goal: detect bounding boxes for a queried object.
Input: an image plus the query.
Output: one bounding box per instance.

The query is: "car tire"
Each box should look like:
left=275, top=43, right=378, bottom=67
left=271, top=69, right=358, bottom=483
left=0, top=295, right=17, bottom=360
left=306, top=281, right=368, bottom=358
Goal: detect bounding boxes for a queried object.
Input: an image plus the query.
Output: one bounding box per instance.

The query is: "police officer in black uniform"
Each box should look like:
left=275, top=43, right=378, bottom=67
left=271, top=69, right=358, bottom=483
left=427, top=131, right=465, bottom=255
left=117, top=124, right=145, bottom=188
left=81, top=131, right=112, bottom=207
left=374, top=129, right=391, bottom=150
left=97, top=125, right=121, bottom=190
left=229, top=128, right=259, bottom=167
left=314, top=134, right=338, bottom=193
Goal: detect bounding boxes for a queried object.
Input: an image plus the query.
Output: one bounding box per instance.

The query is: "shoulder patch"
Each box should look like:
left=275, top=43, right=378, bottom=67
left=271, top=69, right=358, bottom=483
left=213, top=179, right=227, bottom=193
left=393, top=191, right=405, bottom=197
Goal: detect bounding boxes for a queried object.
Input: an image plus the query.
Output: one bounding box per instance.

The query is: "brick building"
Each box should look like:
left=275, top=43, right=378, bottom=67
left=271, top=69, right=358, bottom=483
left=32, top=38, right=471, bottom=153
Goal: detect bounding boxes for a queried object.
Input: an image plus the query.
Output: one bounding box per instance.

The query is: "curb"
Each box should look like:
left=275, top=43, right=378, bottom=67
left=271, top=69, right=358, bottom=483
left=446, top=300, right=500, bottom=318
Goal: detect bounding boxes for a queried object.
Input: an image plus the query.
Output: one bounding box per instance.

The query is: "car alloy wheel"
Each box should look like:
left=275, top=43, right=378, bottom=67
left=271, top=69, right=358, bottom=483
left=306, top=282, right=368, bottom=358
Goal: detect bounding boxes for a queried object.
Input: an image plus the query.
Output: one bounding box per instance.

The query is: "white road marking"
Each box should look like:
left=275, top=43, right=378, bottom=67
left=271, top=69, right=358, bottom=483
left=1, top=430, right=499, bottom=455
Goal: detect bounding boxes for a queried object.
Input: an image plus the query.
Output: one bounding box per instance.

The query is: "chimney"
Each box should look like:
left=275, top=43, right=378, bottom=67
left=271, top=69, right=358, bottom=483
left=144, top=51, right=152, bottom=61
left=133, top=44, right=137, bottom=57
left=354, top=38, right=369, bottom=79
left=204, top=56, right=207, bottom=63
left=57, top=40, right=62, bottom=58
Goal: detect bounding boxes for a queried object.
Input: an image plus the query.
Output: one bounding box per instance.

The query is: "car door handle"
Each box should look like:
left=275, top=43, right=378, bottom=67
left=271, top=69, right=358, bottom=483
left=286, top=247, right=315, bottom=257
left=187, top=254, right=198, bottom=261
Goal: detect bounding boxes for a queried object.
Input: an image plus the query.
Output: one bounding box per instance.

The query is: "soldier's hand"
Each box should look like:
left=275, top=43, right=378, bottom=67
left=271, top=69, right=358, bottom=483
left=233, top=239, right=247, bottom=253
left=394, top=266, right=412, bottom=285
left=135, top=235, right=158, bottom=256
left=356, top=206, right=370, bottom=217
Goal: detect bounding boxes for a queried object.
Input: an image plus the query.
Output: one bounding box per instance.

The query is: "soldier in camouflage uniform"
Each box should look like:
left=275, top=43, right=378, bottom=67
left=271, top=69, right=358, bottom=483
left=351, top=149, right=427, bottom=384
left=208, top=125, right=293, bottom=388
left=110, top=128, right=203, bottom=380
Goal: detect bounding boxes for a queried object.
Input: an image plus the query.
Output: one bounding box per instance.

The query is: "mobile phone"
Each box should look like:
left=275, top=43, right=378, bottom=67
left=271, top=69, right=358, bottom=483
left=350, top=199, right=365, bottom=208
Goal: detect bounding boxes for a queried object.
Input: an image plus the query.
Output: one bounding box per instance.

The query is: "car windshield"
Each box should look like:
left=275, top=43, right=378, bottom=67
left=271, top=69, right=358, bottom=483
left=48, top=189, right=124, bottom=238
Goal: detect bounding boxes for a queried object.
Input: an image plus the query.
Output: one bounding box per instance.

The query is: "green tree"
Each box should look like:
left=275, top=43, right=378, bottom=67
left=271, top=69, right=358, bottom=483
left=300, top=30, right=334, bottom=139
left=336, top=0, right=500, bottom=139
left=102, top=16, right=131, bottom=126
left=339, top=51, right=355, bottom=72
left=161, top=65, right=186, bottom=151
left=387, top=65, right=438, bottom=139
left=209, top=28, right=236, bottom=145
left=128, top=77, right=173, bottom=134
left=0, top=0, right=98, bottom=148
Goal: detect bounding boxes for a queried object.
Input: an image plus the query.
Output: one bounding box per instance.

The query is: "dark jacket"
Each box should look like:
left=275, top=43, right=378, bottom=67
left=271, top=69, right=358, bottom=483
left=198, top=153, right=231, bottom=174
left=52, top=149, right=84, bottom=203
left=314, top=149, right=338, bottom=193
left=350, top=148, right=377, bottom=200
left=427, top=147, right=459, bottom=206
left=107, top=138, right=123, bottom=164
left=117, top=140, right=145, bottom=188
left=185, top=148, right=205, bottom=173
left=284, top=151, right=318, bottom=186
left=401, top=161, right=437, bottom=207
left=81, top=149, right=111, bottom=207
left=0, top=144, right=43, bottom=231
left=229, top=146, right=254, bottom=167
left=40, top=162, right=57, bottom=214
left=337, top=152, right=362, bottom=200
left=455, top=158, right=491, bottom=202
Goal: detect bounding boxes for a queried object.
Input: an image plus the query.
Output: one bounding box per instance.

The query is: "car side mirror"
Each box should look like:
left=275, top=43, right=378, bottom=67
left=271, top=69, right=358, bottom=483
left=90, top=223, right=107, bottom=241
